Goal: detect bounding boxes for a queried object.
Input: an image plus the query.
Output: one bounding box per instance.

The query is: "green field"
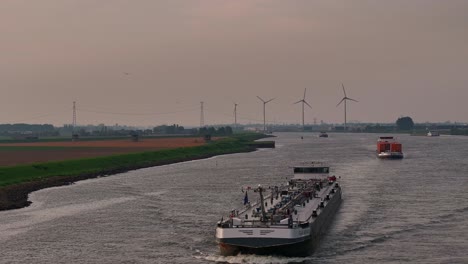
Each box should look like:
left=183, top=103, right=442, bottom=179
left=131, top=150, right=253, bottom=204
left=0, top=133, right=267, bottom=187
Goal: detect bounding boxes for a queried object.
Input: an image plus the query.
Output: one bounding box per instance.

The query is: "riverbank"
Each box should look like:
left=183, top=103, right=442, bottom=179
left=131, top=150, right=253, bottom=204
left=0, top=134, right=272, bottom=211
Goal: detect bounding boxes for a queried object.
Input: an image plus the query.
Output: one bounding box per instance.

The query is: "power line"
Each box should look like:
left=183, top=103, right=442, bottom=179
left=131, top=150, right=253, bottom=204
left=7, top=109, right=69, bottom=123
left=76, top=107, right=198, bottom=116
left=205, top=107, right=290, bottom=124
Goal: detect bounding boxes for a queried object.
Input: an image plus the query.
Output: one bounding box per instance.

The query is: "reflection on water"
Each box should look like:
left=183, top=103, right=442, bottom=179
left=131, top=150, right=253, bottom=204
left=0, top=133, right=467, bottom=264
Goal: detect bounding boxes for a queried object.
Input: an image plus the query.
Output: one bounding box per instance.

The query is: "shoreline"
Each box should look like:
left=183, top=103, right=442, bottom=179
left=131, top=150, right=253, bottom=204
left=0, top=147, right=257, bottom=211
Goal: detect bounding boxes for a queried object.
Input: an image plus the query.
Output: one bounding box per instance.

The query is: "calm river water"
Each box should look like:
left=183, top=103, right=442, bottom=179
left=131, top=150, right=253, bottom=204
left=1, top=133, right=467, bottom=264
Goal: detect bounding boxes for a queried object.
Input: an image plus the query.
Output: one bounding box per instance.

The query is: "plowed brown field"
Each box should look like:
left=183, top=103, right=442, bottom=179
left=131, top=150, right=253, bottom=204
left=0, top=137, right=206, bottom=166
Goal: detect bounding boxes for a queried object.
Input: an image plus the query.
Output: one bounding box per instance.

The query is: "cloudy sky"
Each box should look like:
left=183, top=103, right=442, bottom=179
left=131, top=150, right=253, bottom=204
left=1, top=0, right=467, bottom=127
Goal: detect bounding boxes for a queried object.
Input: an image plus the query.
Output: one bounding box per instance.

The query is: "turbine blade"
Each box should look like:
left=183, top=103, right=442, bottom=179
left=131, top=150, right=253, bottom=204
left=294, top=100, right=303, bottom=104
left=303, top=88, right=307, bottom=100
left=342, top=83, right=347, bottom=97
left=265, top=97, right=275, bottom=103
left=347, top=97, right=359, bottom=103
left=256, top=96, right=265, bottom=102
left=336, top=98, right=345, bottom=107
left=304, top=101, right=312, bottom=109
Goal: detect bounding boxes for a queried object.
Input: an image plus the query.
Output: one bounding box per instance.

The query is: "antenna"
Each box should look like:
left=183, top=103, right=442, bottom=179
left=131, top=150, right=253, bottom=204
left=336, top=83, right=358, bottom=131
left=200, top=101, right=204, bottom=127
left=294, top=88, right=312, bottom=130
left=257, top=96, right=275, bottom=133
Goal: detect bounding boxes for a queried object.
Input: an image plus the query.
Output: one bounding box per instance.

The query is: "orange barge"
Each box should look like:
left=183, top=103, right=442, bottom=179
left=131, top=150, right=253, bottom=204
left=377, top=136, right=403, bottom=159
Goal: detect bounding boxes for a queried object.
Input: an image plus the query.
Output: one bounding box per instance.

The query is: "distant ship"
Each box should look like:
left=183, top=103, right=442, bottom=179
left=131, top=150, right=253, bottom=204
left=377, top=136, right=403, bottom=159
left=427, top=131, right=440, bottom=137
left=318, top=132, right=328, bottom=138
left=215, top=162, right=342, bottom=256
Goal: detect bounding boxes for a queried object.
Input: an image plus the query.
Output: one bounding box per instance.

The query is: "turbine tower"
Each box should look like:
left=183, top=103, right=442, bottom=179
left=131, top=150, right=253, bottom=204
left=200, top=101, right=204, bottom=127
left=72, top=101, right=76, bottom=134
left=233, top=103, right=238, bottom=128
left=294, top=88, right=312, bottom=130
left=336, top=84, right=358, bottom=131
left=71, top=101, right=78, bottom=141
left=257, top=96, right=275, bottom=133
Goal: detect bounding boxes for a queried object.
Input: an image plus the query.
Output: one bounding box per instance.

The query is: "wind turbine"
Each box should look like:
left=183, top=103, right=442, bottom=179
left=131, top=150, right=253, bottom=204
left=257, top=96, right=275, bottom=133
left=294, top=88, right=312, bottom=130
left=336, top=84, right=358, bottom=131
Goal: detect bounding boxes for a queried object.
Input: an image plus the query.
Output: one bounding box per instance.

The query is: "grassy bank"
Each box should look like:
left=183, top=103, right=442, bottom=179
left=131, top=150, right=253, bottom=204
left=0, top=134, right=271, bottom=210
left=0, top=134, right=266, bottom=187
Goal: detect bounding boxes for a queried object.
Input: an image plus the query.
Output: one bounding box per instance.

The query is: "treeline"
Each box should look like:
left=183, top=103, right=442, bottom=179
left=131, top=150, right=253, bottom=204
left=60, top=124, right=154, bottom=137
left=0, top=123, right=236, bottom=138
left=152, top=125, right=234, bottom=136
left=153, top=124, right=197, bottom=135
left=198, top=126, right=233, bottom=136
left=451, top=128, right=468, bottom=135
left=0, top=123, right=58, bottom=136
left=362, top=124, right=395, bottom=133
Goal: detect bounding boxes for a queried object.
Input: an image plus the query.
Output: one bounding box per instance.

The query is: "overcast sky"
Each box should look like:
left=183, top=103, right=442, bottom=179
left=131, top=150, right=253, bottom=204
left=1, top=0, right=467, bottom=127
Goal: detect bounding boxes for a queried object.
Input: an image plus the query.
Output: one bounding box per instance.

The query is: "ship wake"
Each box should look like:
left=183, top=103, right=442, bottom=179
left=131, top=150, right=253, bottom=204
left=198, top=253, right=312, bottom=264
left=317, top=204, right=468, bottom=257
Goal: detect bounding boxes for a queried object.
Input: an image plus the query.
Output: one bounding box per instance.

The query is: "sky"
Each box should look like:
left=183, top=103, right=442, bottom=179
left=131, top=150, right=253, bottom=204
left=1, top=0, right=467, bottom=127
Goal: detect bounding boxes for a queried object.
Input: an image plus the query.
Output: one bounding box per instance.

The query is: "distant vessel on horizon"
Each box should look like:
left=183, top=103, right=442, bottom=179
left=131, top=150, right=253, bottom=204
left=427, top=131, right=440, bottom=137
left=318, top=132, right=328, bottom=138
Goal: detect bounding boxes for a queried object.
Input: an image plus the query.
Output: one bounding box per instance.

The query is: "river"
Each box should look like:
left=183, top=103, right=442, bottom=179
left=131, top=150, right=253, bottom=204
left=0, top=133, right=467, bottom=264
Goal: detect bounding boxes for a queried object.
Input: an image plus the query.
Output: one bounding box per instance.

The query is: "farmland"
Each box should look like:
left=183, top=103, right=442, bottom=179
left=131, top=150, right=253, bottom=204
left=0, top=137, right=206, bottom=166
left=0, top=134, right=271, bottom=210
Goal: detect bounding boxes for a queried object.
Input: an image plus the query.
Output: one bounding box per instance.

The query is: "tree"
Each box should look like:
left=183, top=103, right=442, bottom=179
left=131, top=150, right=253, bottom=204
left=208, top=127, right=216, bottom=135
left=396, top=116, right=414, bottom=131
left=217, top=127, right=226, bottom=135
left=198, top=127, right=208, bottom=135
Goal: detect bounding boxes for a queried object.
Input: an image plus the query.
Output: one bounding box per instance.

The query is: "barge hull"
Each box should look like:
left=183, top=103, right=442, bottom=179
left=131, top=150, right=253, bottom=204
left=378, top=153, right=404, bottom=159
left=218, top=189, right=342, bottom=256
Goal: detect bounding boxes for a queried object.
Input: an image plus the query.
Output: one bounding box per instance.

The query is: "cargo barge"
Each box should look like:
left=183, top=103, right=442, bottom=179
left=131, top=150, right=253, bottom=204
left=377, top=136, right=404, bottom=159
left=215, top=162, right=342, bottom=256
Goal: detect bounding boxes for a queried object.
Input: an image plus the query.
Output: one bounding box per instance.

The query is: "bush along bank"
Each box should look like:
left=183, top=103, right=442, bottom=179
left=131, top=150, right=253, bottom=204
left=0, top=134, right=271, bottom=211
